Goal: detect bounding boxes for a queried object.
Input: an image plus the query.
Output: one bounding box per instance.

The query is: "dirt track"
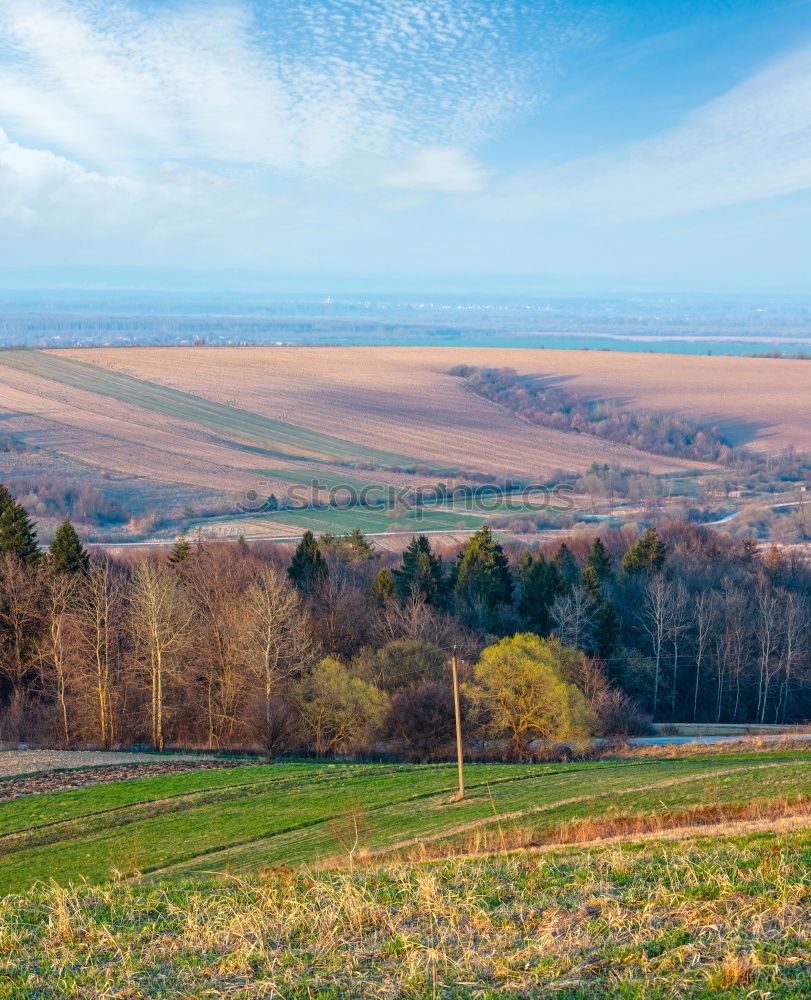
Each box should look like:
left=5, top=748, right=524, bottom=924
left=0, top=749, right=219, bottom=780
left=0, top=752, right=260, bottom=801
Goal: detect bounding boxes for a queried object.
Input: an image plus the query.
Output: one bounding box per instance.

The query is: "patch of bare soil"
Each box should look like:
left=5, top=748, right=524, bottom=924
left=0, top=754, right=259, bottom=800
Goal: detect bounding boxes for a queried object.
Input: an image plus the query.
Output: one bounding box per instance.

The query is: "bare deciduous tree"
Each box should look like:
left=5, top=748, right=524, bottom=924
left=640, top=574, right=672, bottom=720
left=0, top=553, right=42, bottom=702
left=691, top=589, right=716, bottom=722
left=74, top=557, right=126, bottom=749
left=38, top=570, right=80, bottom=747
left=130, top=558, right=194, bottom=749
left=242, top=565, right=312, bottom=732
left=550, top=585, right=597, bottom=652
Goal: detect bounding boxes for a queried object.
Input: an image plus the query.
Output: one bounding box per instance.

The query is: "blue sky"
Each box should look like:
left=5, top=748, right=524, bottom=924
left=1, top=0, right=810, bottom=291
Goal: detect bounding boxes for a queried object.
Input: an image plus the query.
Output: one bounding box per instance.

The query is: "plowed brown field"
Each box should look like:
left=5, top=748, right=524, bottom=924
left=57, top=345, right=787, bottom=477
left=0, top=346, right=804, bottom=503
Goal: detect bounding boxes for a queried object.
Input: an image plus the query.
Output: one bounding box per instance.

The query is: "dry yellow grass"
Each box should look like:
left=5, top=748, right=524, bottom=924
left=3, top=828, right=811, bottom=998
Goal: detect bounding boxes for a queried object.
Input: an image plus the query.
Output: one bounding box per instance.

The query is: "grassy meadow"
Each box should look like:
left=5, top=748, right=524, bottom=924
left=2, top=752, right=811, bottom=895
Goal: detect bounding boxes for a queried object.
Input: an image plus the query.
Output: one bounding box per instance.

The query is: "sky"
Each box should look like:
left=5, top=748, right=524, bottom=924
left=1, top=0, right=811, bottom=292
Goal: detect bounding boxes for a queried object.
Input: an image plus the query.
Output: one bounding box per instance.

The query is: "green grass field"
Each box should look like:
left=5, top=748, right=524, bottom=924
left=195, top=504, right=487, bottom=537
left=0, top=351, right=420, bottom=468
left=2, top=752, right=810, bottom=896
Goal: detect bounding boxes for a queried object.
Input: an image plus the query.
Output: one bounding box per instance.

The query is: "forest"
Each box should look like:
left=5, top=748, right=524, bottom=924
left=0, top=479, right=808, bottom=758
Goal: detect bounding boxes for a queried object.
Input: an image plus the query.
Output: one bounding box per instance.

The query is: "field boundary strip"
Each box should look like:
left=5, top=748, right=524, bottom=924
left=512, top=808, right=811, bottom=858
left=351, top=760, right=803, bottom=862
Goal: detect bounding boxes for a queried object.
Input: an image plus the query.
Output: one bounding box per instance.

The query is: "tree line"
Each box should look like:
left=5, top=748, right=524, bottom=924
left=0, top=481, right=808, bottom=758
left=449, top=365, right=734, bottom=462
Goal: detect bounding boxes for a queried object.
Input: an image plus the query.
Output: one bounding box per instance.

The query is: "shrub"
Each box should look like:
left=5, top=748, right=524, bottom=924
left=297, top=658, right=388, bottom=756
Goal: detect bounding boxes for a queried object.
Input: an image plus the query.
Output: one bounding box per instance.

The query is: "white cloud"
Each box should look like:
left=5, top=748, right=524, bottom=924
left=0, top=0, right=590, bottom=263
left=0, top=0, right=571, bottom=174
left=0, top=127, right=137, bottom=227
left=489, top=42, right=811, bottom=222
left=0, top=126, right=307, bottom=260
left=380, top=147, right=490, bottom=194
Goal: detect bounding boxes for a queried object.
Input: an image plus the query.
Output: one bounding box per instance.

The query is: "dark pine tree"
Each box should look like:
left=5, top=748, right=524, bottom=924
left=621, top=526, right=668, bottom=574
left=48, top=518, right=89, bottom=574
left=169, top=534, right=192, bottom=564
left=453, top=525, right=513, bottom=610
left=518, top=553, right=563, bottom=635
left=579, top=564, right=602, bottom=602
left=0, top=501, right=40, bottom=565
left=585, top=536, right=613, bottom=583
left=288, top=530, right=327, bottom=591
left=594, top=597, right=621, bottom=659
left=344, top=528, right=376, bottom=560
left=370, top=567, right=397, bottom=607
left=0, top=483, right=13, bottom=518
left=516, top=549, right=534, bottom=581
left=393, top=534, right=444, bottom=606
left=551, top=543, right=579, bottom=590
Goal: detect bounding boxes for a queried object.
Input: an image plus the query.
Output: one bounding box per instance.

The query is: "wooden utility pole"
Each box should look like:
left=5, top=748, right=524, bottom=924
left=451, top=646, right=465, bottom=801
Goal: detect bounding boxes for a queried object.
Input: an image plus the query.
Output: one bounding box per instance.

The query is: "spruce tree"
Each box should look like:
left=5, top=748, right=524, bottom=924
left=516, top=549, right=534, bottom=580
left=0, top=501, right=40, bottom=565
left=585, top=536, right=613, bottom=582
left=169, top=534, right=192, bottom=564
left=288, top=530, right=327, bottom=591
left=621, top=526, right=668, bottom=574
left=48, top=518, right=89, bottom=574
left=518, top=553, right=563, bottom=635
left=344, top=528, right=376, bottom=560
left=453, top=525, right=513, bottom=609
left=0, top=483, right=12, bottom=518
left=393, top=534, right=444, bottom=606
left=594, top=598, right=621, bottom=659
left=579, top=564, right=602, bottom=602
left=551, top=543, right=579, bottom=589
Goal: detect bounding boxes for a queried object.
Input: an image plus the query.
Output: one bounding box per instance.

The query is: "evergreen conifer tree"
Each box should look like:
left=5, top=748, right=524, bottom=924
left=516, top=549, right=534, bottom=580
left=370, top=568, right=397, bottom=607
left=551, top=543, right=579, bottom=589
left=518, top=553, right=563, bottom=635
left=585, top=536, right=613, bottom=582
left=0, top=501, right=40, bottom=565
left=48, top=518, right=89, bottom=574
left=594, top=597, right=621, bottom=658
left=344, top=528, right=376, bottom=560
left=579, top=564, right=602, bottom=602
left=169, top=534, right=192, bottom=564
left=453, top=525, right=513, bottom=609
left=288, top=530, right=327, bottom=591
left=0, top=483, right=13, bottom=518
left=621, top=526, right=668, bottom=574
left=393, top=534, right=444, bottom=605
